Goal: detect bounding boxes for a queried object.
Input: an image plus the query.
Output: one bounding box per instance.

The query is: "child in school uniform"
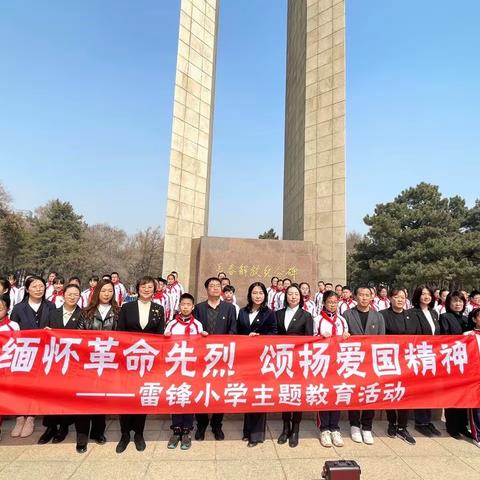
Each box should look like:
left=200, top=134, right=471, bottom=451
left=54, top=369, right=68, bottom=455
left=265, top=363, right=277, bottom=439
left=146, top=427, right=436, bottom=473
left=0, top=295, right=19, bottom=439
left=464, top=308, right=480, bottom=447
left=314, top=290, right=349, bottom=448
left=164, top=293, right=208, bottom=450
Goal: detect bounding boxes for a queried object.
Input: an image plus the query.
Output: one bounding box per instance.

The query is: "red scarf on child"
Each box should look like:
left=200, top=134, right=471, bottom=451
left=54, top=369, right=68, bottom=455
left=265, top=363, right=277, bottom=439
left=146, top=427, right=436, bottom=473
left=0, top=316, right=14, bottom=330
left=174, top=313, right=197, bottom=335
left=320, top=310, right=338, bottom=336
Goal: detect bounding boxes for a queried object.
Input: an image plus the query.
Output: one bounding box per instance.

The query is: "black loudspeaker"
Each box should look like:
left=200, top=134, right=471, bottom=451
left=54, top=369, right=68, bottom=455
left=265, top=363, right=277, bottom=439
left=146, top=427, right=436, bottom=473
left=321, top=460, right=361, bottom=480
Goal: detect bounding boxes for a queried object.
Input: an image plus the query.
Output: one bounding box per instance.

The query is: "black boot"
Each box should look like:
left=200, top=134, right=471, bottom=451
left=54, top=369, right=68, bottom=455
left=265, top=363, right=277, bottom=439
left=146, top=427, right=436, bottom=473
left=277, top=420, right=291, bottom=444
left=116, top=433, right=130, bottom=453
left=289, top=422, right=299, bottom=448
left=38, top=427, right=58, bottom=445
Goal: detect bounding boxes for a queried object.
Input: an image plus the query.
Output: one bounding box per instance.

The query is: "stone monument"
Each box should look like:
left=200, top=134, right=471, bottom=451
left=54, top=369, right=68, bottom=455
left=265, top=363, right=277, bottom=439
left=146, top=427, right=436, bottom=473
left=163, top=0, right=346, bottom=292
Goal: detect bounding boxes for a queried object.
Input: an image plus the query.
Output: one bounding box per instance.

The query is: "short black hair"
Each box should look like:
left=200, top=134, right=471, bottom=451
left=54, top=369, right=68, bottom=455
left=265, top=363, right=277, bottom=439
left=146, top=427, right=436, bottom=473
left=111, top=271, right=119, bottom=276
left=445, top=291, right=466, bottom=314
left=342, top=285, right=351, bottom=291
left=157, top=277, right=167, bottom=284
left=322, top=290, right=337, bottom=306
left=411, top=285, right=435, bottom=309
left=270, top=276, right=279, bottom=283
left=0, top=278, right=10, bottom=294
left=64, top=284, right=81, bottom=295
left=354, top=285, right=371, bottom=296
left=223, top=285, right=235, bottom=294
left=180, top=292, right=194, bottom=303
left=136, top=276, right=156, bottom=294
left=68, top=276, right=81, bottom=284
left=204, top=277, right=221, bottom=289
left=54, top=276, right=65, bottom=284
left=470, top=290, right=480, bottom=299
left=102, top=274, right=112, bottom=281
left=89, top=276, right=99, bottom=282
left=335, top=284, right=343, bottom=290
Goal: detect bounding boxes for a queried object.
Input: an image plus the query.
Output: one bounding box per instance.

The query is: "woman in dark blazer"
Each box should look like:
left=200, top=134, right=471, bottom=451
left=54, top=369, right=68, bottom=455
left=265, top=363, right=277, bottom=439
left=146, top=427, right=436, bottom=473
left=275, top=284, right=314, bottom=448
left=439, top=291, right=469, bottom=438
left=10, top=275, right=55, bottom=438
left=39, top=283, right=84, bottom=445
left=115, top=275, right=165, bottom=454
left=237, top=282, right=277, bottom=447
left=407, top=285, right=441, bottom=437
left=75, top=279, right=120, bottom=453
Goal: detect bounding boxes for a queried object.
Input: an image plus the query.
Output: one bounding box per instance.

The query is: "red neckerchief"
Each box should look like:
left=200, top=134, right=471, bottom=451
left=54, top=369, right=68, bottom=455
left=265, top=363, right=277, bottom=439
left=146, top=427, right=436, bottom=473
left=173, top=313, right=197, bottom=335
left=51, top=291, right=64, bottom=304
left=0, top=316, right=11, bottom=327
left=470, top=301, right=480, bottom=309
left=473, top=329, right=480, bottom=335
left=321, top=310, right=338, bottom=336
left=153, top=291, right=164, bottom=301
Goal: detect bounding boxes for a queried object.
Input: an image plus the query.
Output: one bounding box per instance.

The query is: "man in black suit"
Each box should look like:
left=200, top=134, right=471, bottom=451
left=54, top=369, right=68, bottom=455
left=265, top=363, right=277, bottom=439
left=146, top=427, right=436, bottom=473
left=343, top=286, right=385, bottom=446
left=193, top=277, right=237, bottom=441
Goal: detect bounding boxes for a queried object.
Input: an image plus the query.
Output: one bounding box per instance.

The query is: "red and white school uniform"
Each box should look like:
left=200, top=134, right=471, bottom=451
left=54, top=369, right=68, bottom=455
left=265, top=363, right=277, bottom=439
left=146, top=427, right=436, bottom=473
left=435, top=303, right=446, bottom=315
left=164, top=314, right=203, bottom=336
left=45, top=282, right=55, bottom=301
left=337, top=298, right=357, bottom=316
left=152, top=290, right=172, bottom=322
left=268, top=288, right=279, bottom=311
left=8, top=286, right=20, bottom=314
left=113, top=282, right=128, bottom=306
left=465, top=301, right=480, bottom=316
left=314, top=310, right=348, bottom=337
left=375, top=297, right=390, bottom=311
left=314, top=291, right=324, bottom=311
left=166, top=282, right=182, bottom=317
left=0, top=316, right=20, bottom=332
left=274, top=290, right=285, bottom=311
left=303, top=296, right=317, bottom=317
left=50, top=291, right=65, bottom=308
left=80, top=287, right=95, bottom=308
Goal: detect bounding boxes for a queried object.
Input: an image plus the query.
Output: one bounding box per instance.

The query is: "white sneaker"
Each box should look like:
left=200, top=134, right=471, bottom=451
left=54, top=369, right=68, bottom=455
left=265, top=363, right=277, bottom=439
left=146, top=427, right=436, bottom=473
left=362, top=429, right=374, bottom=445
left=320, top=430, right=333, bottom=447
left=20, top=416, right=35, bottom=438
left=351, top=426, right=363, bottom=443
left=473, top=439, right=480, bottom=448
left=331, top=430, right=344, bottom=447
left=11, top=416, right=25, bottom=437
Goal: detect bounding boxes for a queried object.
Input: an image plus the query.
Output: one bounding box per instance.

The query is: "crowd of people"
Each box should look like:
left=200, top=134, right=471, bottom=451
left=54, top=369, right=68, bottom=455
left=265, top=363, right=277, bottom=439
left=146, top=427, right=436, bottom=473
left=0, top=269, right=479, bottom=454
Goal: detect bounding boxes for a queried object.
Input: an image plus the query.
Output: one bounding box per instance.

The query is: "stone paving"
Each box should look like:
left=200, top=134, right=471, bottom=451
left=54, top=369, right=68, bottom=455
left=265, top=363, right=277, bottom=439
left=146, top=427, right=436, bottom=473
left=0, top=416, right=478, bottom=479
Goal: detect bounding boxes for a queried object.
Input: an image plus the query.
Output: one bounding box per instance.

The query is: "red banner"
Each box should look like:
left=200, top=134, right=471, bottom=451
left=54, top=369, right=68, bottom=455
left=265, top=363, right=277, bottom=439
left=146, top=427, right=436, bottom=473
left=1, top=330, right=480, bottom=415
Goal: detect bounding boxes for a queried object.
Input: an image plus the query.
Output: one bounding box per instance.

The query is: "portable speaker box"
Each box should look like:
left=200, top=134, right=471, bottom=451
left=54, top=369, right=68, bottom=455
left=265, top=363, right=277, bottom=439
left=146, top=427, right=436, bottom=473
left=322, top=460, right=361, bottom=480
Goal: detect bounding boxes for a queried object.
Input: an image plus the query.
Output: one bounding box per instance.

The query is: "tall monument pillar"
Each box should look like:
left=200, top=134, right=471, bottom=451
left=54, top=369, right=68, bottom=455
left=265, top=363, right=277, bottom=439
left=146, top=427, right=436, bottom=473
left=283, top=0, right=346, bottom=286
left=163, top=0, right=219, bottom=284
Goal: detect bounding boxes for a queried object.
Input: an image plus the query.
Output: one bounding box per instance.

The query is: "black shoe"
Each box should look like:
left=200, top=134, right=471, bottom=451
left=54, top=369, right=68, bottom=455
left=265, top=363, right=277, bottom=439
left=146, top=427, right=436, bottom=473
left=76, top=443, right=87, bottom=454
left=194, top=427, right=206, bottom=441
left=247, top=441, right=258, bottom=448
left=460, top=429, right=473, bottom=439
left=180, top=433, right=192, bottom=450
left=447, top=431, right=462, bottom=440
left=38, top=427, right=58, bottom=445
left=387, top=423, right=397, bottom=438
left=134, top=433, right=146, bottom=451
left=52, top=427, right=68, bottom=444
left=415, top=424, right=433, bottom=437
left=289, top=431, right=299, bottom=448
left=116, top=434, right=130, bottom=453
left=427, top=423, right=441, bottom=437
left=277, top=421, right=291, bottom=445
left=242, top=436, right=249, bottom=442
left=91, top=434, right=107, bottom=445
left=167, top=432, right=181, bottom=449
left=397, top=428, right=416, bottom=445
left=212, top=427, right=225, bottom=441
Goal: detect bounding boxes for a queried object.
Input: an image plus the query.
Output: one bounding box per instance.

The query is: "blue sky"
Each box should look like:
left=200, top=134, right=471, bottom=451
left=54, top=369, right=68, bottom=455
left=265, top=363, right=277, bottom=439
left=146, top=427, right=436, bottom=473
left=1, top=1, right=479, bottom=236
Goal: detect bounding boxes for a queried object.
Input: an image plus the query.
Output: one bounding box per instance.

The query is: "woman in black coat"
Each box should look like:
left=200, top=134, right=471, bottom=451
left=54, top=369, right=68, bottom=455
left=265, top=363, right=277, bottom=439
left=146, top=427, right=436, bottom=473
left=10, top=275, right=55, bottom=438
left=439, top=291, right=470, bottom=439
left=275, top=284, right=314, bottom=448
left=237, top=282, right=277, bottom=447
left=75, top=279, right=120, bottom=454
left=115, top=275, right=165, bottom=454
left=406, top=285, right=441, bottom=437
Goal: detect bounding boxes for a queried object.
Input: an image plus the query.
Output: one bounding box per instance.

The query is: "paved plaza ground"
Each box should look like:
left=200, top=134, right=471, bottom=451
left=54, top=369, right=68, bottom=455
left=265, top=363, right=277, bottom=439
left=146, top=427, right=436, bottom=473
left=0, top=415, right=478, bottom=480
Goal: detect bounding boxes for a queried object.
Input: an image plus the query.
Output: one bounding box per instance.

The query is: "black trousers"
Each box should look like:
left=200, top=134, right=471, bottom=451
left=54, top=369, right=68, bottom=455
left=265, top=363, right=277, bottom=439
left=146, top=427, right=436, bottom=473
left=386, top=409, right=409, bottom=429
left=414, top=409, right=432, bottom=426
left=171, top=414, right=194, bottom=431
left=317, top=411, right=341, bottom=432
left=42, top=415, right=73, bottom=430
left=243, top=413, right=267, bottom=442
left=282, top=411, right=302, bottom=424
left=195, top=413, right=223, bottom=430
left=349, top=410, right=374, bottom=430
left=75, top=415, right=106, bottom=444
left=119, top=414, right=146, bottom=435
left=445, top=408, right=468, bottom=435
